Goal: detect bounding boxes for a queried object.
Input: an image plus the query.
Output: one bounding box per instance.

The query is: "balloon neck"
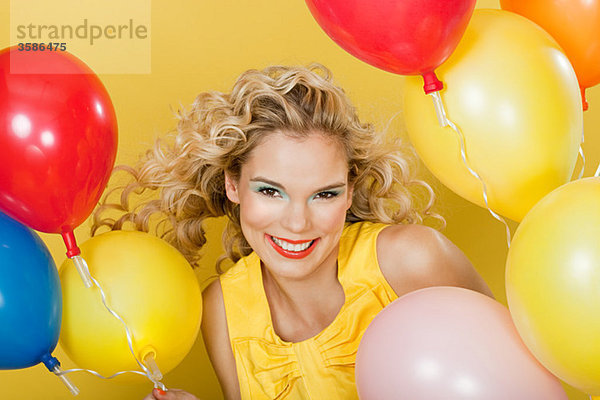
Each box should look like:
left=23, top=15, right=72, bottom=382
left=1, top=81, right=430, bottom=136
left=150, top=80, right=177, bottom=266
left=51, top=363, right=80, bottom=395
left=41, top=353, right=60, bottom=372
left=62, top=231, right=94, bottom=288
left=142, top=349, right=163, bottom=381
left=581, top=86, right=589, bottom=111
left=422, top=71, right=444, bottom=94
left=428, top=91, right=449, bottom=127
left=71, top=255, right=94, bottom=288
left=61, top=231, right=81, bottom=258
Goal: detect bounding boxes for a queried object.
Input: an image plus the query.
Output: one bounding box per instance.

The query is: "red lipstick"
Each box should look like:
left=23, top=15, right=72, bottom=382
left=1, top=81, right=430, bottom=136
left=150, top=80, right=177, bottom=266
left=266, top=235, right=319, bottom=259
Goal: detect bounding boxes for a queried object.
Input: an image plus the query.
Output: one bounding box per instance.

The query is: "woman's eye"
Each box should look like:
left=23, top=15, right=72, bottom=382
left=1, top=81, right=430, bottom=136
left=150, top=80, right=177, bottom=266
left=314, top=191, right=339, bottom=200
left=259, top=187, right=281, bottom=198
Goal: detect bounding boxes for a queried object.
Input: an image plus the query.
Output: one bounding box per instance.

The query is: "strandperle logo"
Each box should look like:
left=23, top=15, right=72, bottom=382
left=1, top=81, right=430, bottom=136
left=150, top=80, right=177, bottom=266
left=10, top=0, right=151, bottom=74
left=15, top=19, right=149, bottom=45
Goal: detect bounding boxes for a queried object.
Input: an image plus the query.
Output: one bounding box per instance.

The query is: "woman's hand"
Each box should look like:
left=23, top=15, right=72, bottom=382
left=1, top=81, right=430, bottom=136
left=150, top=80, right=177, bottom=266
left=143, top=388, right=200, bottom=400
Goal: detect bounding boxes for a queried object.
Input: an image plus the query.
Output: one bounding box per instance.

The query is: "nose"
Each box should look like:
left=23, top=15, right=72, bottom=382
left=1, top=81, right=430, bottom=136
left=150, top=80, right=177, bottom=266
left=281, top=200, right=311, bottom=233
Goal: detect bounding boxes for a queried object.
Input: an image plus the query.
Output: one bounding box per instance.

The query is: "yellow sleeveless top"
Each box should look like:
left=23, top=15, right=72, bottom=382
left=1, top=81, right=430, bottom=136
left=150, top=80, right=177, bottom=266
left=220, top=221, right=398, bottom=399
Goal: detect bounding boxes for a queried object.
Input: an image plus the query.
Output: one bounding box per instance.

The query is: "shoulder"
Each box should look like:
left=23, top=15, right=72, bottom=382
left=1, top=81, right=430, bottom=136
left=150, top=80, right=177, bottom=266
left=201, top=280, right=241, bottom=400
left=203, top=278, right=226, bottom=317
left=376, top=224, right=449, bottom=262
left=376, top=224, right=494, bottom=298
left=201, top=279, right=231, bottom=365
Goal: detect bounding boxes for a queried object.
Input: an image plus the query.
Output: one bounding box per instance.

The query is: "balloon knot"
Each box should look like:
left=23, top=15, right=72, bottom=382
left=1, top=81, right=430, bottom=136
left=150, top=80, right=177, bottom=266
left=41, top=354, right=60, bottom=372
left=422, top=71, right=444, bottom=94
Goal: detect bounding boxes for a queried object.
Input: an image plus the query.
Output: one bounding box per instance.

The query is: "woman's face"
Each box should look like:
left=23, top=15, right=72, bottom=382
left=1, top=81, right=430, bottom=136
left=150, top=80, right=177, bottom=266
left=225, top=131, right=353, bottom=281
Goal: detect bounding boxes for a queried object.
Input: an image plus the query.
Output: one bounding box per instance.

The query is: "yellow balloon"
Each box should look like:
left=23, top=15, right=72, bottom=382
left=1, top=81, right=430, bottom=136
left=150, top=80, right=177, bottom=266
left=59, top=231, right=202, bottom=378
left=506, top=178, right=600, bottom=395
left=403, top=9, right=582, bottom=221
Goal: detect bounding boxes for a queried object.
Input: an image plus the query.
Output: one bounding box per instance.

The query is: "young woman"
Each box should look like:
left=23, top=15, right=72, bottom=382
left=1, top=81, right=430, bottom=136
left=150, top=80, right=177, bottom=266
left=95, top=64, right=493, bottom=400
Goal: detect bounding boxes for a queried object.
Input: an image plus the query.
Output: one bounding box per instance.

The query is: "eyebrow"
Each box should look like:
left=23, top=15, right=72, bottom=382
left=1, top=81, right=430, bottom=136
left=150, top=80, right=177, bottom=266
left=249, top=177, right=347, bottom=192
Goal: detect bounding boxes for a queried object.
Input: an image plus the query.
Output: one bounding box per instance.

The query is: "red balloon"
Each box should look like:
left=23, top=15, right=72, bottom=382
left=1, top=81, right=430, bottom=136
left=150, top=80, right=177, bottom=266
left=305, top=0, right=476, bottom=92
left=0, top=47, right=117, bottom=251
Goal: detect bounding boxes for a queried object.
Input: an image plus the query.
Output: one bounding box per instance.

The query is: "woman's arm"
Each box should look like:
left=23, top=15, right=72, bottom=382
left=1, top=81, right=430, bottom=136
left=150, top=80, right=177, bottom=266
left=201, top=280, right=242, bottom=400
left=377, top=224, right=494, bottom=299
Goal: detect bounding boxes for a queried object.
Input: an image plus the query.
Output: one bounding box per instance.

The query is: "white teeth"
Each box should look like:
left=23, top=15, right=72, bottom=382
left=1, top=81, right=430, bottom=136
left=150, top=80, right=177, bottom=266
left=271, top=236, right=313, bottom=252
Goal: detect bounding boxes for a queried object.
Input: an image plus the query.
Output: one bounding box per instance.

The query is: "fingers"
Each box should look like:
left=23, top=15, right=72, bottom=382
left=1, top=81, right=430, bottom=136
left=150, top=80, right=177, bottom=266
left=141, top=391, right=158, bottom=400
left=141, top=388, right=165, bottom=400
left=150, top=388, right=200, bottom=400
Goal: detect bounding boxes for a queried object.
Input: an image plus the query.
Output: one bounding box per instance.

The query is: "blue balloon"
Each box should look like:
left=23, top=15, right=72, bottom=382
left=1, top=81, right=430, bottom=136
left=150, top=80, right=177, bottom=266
left=0, top=212, right=62, bottom=370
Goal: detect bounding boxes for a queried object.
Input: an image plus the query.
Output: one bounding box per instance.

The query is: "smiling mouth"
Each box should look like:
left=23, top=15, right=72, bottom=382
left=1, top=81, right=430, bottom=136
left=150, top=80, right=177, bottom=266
left=266, top=235, right=318, bottom=259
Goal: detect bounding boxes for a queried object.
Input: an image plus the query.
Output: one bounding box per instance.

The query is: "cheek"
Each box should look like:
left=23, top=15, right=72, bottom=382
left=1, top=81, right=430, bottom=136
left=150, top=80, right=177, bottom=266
left=313, top=202, right=349, bottom=232
left=239, top=196, right=279, bottom=231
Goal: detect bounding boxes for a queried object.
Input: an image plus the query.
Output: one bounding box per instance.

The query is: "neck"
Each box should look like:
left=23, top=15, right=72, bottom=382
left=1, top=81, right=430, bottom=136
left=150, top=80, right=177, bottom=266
left=260, top=247, right=346, bottom=342
left=261, top=250, right=341, bottom=308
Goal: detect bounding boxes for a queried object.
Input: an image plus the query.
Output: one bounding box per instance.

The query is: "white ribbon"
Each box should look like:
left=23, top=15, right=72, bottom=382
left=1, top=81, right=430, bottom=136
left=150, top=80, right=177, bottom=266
left=57, top=257, right=167, bottom=392
left=429, top=91, right=512, bottom=248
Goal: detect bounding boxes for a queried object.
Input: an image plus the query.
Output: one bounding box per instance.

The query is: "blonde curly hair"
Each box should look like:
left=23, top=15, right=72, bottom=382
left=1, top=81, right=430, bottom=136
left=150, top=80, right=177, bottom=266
left=92, top=63, right=442, bottom=271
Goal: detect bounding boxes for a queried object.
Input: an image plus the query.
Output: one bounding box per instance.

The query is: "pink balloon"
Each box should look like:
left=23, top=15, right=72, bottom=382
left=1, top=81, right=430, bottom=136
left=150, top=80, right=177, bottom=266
left=356, top=287, right=567, bottom=400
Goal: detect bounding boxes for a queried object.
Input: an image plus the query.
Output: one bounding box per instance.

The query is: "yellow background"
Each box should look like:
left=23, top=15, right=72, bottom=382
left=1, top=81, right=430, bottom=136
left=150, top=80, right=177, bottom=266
left=1, top=0, right=599, bottom=399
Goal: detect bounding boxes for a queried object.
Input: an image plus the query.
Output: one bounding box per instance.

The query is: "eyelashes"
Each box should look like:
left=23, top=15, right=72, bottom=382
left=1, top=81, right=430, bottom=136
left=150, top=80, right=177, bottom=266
left=256, top=186, right=283, bottom=198
left=312, top=190, right=341, bottom=200
left=253, top=185, right=342, bottom=201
